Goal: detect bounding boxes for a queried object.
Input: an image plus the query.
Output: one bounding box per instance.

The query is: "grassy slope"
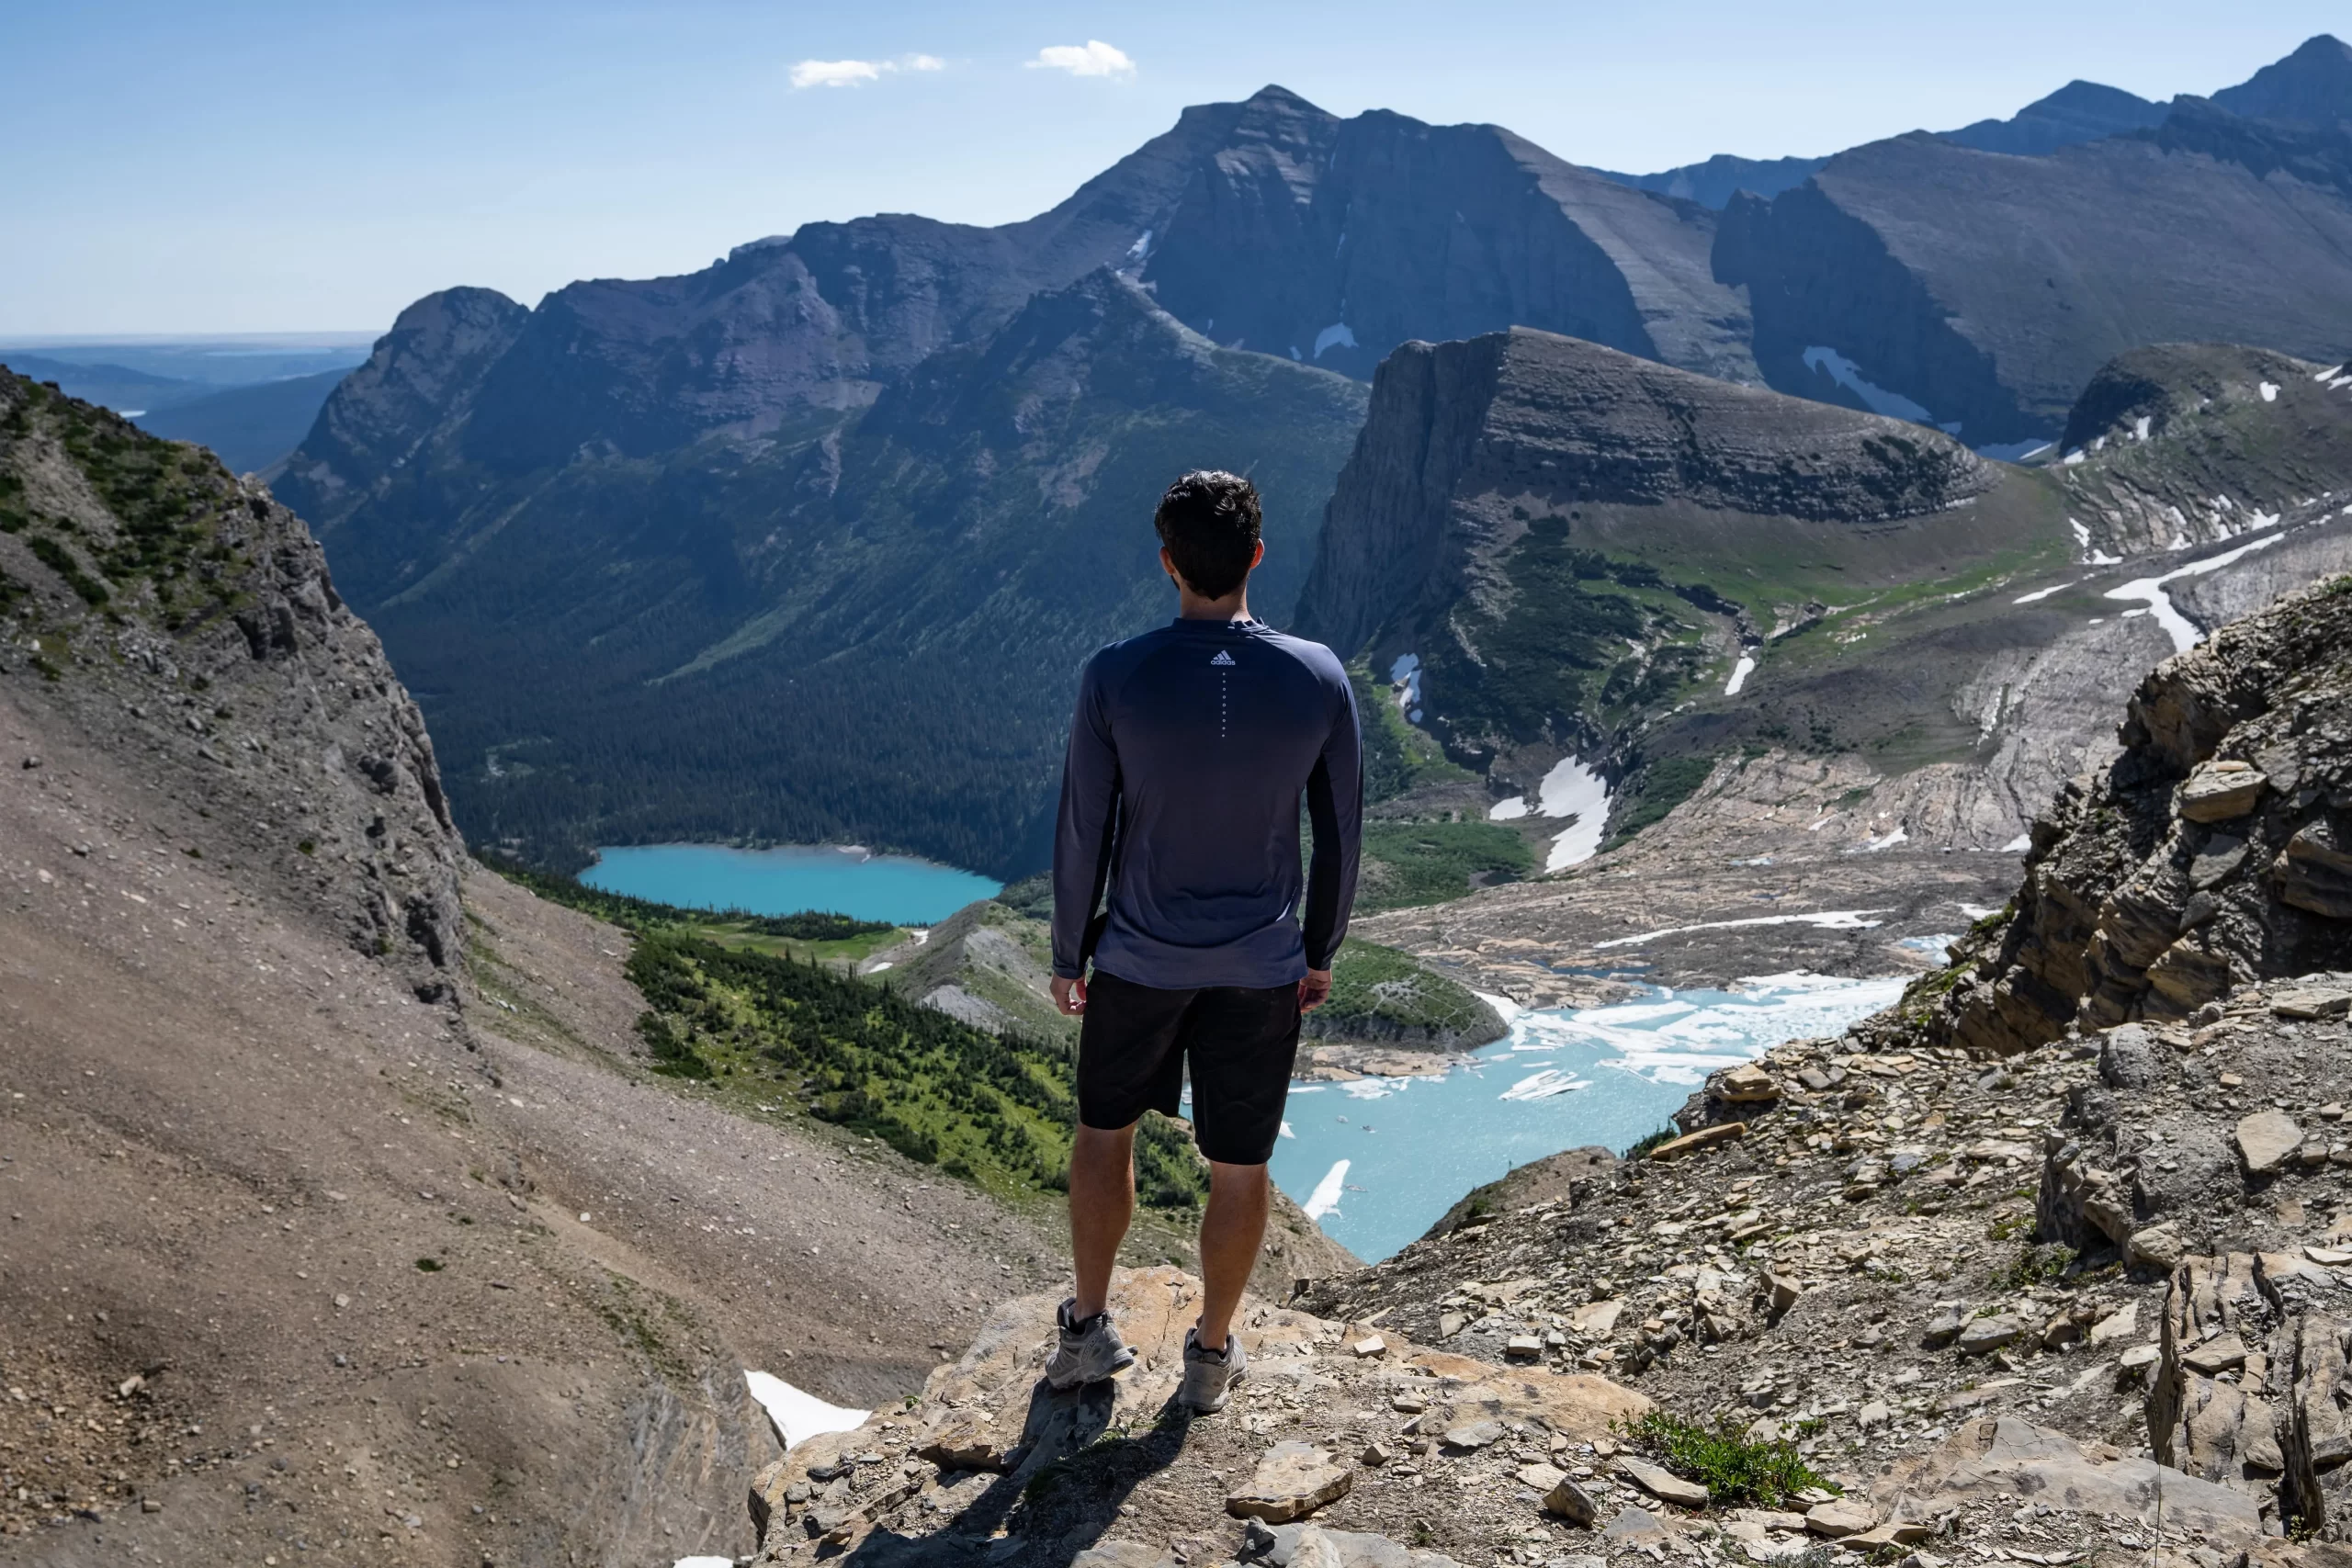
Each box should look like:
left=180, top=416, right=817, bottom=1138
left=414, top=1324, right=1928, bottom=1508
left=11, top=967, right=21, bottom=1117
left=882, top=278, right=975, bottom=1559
left=506, top=869, right=1211, bottom=1213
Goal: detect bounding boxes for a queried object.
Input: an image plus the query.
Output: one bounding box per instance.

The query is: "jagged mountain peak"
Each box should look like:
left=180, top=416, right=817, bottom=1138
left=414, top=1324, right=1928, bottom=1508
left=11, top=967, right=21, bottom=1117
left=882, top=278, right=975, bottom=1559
left=2212, top=33, right=2352, bottom=126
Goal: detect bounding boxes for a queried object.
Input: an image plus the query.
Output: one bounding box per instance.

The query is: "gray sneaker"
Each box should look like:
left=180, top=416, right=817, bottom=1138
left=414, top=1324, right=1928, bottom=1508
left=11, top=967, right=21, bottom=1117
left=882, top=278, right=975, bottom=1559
left=1178, top=1326, right=1247, bottom=1413
left=1044, top=1301, right=1136, bottom=1390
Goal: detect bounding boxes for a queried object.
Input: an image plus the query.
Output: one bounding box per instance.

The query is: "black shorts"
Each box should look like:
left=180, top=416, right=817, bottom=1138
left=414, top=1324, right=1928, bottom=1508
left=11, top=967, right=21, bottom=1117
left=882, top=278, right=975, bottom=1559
left=1076, top=970, right=1301, bottom=1166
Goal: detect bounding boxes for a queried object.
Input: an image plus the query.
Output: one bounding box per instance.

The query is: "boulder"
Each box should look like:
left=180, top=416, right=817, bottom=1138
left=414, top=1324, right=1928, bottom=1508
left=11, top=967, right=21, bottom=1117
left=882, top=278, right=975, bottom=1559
left=1714, top=1065, right=1781, bottom=1103
left=1227, top=1442, right=1355, bottom=1524
left=2127, top=1224, right=2186, bottom=1269
left=1544, top=1475, right=1601, bottom=1525
left=1441, top=1419, right=1506, bottom=1451
left=2178, top=760, right=2267, bottom=821
left=2275, top=987, right=2352, bottom=1021
left=1955, top=1314, right=2025, bottom=1356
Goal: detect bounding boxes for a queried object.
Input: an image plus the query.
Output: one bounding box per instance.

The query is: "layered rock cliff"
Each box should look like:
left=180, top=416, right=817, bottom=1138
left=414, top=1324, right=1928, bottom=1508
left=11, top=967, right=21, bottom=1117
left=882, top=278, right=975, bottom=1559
left=1937, top=573, right=2352, bottom=1056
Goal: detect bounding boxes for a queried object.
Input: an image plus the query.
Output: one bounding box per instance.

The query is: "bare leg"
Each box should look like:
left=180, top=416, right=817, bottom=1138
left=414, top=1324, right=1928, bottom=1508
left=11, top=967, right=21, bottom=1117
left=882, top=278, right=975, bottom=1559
left=1194, top=1160, right=1271, bottom=1350
left=1069, top=1122, right=1136, bottom=1319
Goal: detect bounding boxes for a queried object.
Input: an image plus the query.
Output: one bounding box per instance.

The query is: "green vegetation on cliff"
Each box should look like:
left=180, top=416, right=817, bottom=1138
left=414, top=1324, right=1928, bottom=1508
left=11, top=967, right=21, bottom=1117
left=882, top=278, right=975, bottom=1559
left=1308, top=938, right=1507, bottom=1047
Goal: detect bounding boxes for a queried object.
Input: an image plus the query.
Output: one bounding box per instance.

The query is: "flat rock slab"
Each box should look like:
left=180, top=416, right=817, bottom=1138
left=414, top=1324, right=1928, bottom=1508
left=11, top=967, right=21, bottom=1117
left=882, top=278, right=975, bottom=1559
left=1571, top=1299, right=1625, bottom=1336
left=2183, top=1333, right=2251, bottom=1375
left=1804, top=1498, right=1875, bottom=1537
left=1602, top=1506, right=1671, bottom=1541
left=1442, top=1418, right=1507, bottom=1450
left=1615, top=1454, right=1710, bottom=1507
left=1648, top=1122, right=1747, bottom=1161
left=1228, top=1442, right=1354, bottom=1524
left=2275, top=988, right=2352, bottom=1021
left=2236, top=1110, right=2303, bottom=1176
left=1715, top=1065, right=1780, bottom=1102
left=1874, top=1416, right=2263, bottom=1542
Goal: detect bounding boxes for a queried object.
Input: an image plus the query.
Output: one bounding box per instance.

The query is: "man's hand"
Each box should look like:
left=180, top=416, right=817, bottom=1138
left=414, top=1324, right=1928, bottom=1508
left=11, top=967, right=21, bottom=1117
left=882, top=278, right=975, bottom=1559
left=1298, top=968, right=1333, bottom=1013
left=1052, top=976, right=1089, bottom=1016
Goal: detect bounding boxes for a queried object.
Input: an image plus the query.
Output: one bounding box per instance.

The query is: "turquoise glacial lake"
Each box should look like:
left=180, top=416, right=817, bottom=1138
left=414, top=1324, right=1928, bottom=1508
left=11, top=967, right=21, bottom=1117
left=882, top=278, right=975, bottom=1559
left=582, top=843, right=1001, bottom=927
left=1254, top=974, right=1908, bottom=1262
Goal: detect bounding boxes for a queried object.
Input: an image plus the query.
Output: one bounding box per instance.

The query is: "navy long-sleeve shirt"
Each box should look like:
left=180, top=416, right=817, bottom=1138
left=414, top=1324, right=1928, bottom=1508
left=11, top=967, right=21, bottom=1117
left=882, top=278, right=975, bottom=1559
left=1051, top=615, right=1363, bottom=989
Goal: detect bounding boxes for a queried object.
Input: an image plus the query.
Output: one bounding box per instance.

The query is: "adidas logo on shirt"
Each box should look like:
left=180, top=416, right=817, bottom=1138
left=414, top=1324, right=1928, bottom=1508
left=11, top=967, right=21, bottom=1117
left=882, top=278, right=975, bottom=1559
left=1210, top=650, right=1235, bottom=666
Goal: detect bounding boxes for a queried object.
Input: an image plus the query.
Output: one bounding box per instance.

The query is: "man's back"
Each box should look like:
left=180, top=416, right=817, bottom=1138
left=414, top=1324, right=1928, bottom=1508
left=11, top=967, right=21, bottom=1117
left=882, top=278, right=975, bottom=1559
left=1051, top=615, right=1361, bottom=990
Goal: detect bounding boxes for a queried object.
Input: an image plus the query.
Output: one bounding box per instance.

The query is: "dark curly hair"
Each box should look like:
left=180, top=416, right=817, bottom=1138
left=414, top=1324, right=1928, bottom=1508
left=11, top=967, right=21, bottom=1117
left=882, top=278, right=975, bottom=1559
left=1153, top=469, right=1261, bottom=600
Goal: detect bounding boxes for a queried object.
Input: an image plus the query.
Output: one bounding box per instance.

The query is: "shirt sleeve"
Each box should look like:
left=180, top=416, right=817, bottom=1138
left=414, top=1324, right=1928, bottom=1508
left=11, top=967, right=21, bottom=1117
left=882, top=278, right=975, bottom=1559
left=1299, top=667, right=1363, bottom=970
left=1050, top=656, right=1120, bottom=980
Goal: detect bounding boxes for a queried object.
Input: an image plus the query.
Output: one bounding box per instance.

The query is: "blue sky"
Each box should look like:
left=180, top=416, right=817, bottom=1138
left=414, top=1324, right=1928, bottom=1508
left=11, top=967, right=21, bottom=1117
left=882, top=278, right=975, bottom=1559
left=4, top=1, right=2340, bottom=335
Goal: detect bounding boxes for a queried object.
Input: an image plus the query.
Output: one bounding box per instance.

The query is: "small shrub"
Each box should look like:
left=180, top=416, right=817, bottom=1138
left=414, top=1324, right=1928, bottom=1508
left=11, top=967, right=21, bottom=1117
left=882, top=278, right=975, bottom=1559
left=414, top=1257, right=443, bottom=1273
left=1623, top=1125, right=1679, bottom=1160
left=1615, top=1410, right=1835, bottom=1507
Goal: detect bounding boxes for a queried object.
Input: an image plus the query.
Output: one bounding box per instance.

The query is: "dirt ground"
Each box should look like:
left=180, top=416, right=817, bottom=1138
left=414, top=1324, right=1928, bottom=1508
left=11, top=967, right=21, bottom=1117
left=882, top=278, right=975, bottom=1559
left=0, top=680, right=1072, bottom=1567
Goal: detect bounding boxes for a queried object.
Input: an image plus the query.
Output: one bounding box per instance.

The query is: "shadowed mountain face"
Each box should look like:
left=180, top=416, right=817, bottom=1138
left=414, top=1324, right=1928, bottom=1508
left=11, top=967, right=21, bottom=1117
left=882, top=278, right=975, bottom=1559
left=1132, top=87, right=1757, bottom=386
left=304, top=272, right=1366, bottom=876
left=1716, top=116, right=2352, bottom=444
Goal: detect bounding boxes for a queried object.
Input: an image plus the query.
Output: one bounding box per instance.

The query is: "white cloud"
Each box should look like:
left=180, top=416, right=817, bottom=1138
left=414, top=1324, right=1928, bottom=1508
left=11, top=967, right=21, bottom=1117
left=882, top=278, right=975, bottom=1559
left=788, top=53, right=946, bottom=90
left=790, top=58, right=883, bottom=89
left=1028, top=40, right=1136, bottom=77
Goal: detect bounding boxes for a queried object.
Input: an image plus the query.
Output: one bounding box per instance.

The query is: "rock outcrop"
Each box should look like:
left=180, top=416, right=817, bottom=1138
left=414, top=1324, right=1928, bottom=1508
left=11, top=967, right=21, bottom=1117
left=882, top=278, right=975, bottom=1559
left=1939, top=573, right=2352, bottom=1056
left=744, top=1267, right=1649, bottom=1568
left=1, top=368, right=464, bottom=991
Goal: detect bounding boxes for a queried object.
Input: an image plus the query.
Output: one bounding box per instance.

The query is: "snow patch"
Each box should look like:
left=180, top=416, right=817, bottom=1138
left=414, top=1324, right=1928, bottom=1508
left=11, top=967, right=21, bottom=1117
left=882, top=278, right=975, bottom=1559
left=1975, top=439, right=2053, bottom=462
left=1724, top=654, right=1756, bottom=695
left=1802, top=346, right=1935, bottom=423
left=1858, top=827, right=1909, bottom=852
left=2011, top=581, right=2076, bottom=604
left=1472, top=990, right=1525, bottom=1030
left=2317, top=366, right=2346, bottom=382
left=2103, top=533, right=2287, bottom=654
left=2133, top=416, right=2152, bottom=442
left=1488, top=796, right=1530, bottom=821
left=1389, top=653, right=1421, bottom=716
left=1312, top=322, right=1358, bottom=359
left=1304, top=1159, right=1351, bottom=1220
left=2002, top=834, right=2032, bottom=852
left=744, top=1371, right=869, bottom=1451
left=2062, top=449, right=2086, bottom=467
left=1125, top=229, right=1153, bottom=261
left=1537, top=756, right=1611, bottom=871
left=2260, top=382, right=2279, bottom=402
left=1594, top=909, right=1888, bottom=950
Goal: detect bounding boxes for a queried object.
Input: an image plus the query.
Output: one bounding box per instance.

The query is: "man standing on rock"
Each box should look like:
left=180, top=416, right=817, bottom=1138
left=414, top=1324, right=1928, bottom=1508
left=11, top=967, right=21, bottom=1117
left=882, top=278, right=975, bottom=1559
left=1046, top=468, right=1363, bottom=1413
